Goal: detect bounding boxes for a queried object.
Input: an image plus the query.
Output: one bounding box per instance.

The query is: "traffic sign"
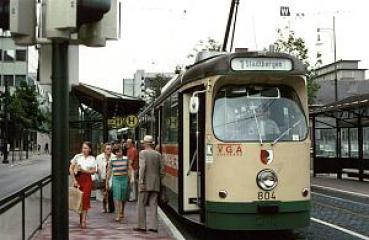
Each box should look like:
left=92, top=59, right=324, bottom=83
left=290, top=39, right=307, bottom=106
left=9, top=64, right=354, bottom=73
left=126, top=115, right=139, bottom=128
left=108, top=115, right=139, bottom=129
left=280, top=6, right=290, bottom=16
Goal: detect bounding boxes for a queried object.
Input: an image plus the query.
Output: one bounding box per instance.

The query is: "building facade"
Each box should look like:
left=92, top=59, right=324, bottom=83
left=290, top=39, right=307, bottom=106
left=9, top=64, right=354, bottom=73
left=0, top=36, right=38, bottom=93
left=313, top=60, right=368, bottom=105
left=0, top=36, right=51, bottom=155
left=123, top=70, right=174, bottom=99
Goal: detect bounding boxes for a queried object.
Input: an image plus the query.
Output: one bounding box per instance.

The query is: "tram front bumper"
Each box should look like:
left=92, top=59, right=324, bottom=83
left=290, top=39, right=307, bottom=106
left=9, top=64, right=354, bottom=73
left=205, top=200, right=310, bottom=230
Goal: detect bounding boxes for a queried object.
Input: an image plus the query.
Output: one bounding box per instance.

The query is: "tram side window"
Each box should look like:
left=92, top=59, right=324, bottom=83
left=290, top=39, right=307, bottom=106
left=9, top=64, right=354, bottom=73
left=162, top=94, right=178, bottom=144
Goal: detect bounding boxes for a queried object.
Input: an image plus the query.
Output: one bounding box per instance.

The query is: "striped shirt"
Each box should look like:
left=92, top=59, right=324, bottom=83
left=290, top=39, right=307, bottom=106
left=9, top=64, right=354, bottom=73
left=110, top=156, right=129, bottom=176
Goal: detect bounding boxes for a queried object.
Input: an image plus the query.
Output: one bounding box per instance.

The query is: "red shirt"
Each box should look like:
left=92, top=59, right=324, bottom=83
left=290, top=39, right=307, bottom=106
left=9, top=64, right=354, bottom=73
left=127, top=146, right=139, bottom=170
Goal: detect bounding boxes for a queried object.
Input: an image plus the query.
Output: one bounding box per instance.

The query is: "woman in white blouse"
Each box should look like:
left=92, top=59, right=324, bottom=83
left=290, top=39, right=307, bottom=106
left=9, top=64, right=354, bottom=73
left=69, top=141, right=97, bottom=229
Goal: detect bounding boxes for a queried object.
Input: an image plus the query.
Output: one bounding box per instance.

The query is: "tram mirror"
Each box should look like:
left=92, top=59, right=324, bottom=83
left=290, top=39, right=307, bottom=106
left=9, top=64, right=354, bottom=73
left=190, top=96, right=200, bottom=114
left=247, top=87, right=280, bottom=99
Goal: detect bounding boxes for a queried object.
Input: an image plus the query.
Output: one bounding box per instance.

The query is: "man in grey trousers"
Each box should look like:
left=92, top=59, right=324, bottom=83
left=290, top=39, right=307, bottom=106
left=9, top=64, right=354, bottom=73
left=134, top=135, right=163, bottom=232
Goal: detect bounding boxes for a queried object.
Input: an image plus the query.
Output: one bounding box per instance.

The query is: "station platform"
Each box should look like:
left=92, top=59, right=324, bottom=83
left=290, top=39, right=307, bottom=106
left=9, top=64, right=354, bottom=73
left=33, top=201, right=178, bottom=240
left=311, top=175, right=369, bottom=197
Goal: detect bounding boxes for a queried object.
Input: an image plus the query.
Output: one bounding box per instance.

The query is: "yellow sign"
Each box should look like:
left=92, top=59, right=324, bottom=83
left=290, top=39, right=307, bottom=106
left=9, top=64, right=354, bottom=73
left=108, top=115, right=139, bottom=129
left=167, top=117, right=178, bottom=129
left=126, top=115, right=139, bottom=128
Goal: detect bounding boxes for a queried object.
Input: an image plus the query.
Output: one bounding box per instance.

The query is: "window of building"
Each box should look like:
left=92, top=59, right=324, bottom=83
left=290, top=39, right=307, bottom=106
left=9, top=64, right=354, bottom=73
left=4, top=75, right=14, bottom=87
left=4, top=50, right=15, bottom=62
left=15, top=75, right=26, bottom=87
left=364, top=128, right=369, bottom=159
left=316, top=128, right=337, bottom=158
left=27, top=76, right=35, bottom=86
left=0, top=49, right=2, bottom=61
left=15, top=50, right=27, bottom=62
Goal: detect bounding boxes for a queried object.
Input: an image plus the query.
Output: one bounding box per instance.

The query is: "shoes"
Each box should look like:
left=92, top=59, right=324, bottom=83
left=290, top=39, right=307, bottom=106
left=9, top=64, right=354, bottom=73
left=81, top=221, right=87, bottom=229
left=133, top=227, right=147, bottom=232
left=148, top=229, right=158, bottom=233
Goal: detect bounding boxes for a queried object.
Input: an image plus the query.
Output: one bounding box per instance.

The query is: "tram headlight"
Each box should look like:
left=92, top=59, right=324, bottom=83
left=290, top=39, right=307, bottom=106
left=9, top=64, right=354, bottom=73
left=256, top=169, right=278, bottom=191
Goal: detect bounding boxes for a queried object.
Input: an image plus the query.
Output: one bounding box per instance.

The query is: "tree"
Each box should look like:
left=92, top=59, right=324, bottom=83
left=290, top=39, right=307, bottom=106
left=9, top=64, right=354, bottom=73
left=144, top=74, right=171, bottom=104
left=274, top=27, right=322, bottom=104
left=7, top=81, right=50, bottom=148
left=187, top=37, right=222, bottom=62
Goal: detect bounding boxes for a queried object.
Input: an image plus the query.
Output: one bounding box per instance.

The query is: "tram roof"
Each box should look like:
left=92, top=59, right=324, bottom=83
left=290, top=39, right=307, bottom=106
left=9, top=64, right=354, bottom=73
left=152, top=51, right=306, bottom=107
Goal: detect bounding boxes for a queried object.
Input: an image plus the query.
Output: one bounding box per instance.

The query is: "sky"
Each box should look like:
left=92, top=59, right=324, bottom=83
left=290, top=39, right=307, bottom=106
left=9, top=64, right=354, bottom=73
left=79, top=0, right=369, bottom=93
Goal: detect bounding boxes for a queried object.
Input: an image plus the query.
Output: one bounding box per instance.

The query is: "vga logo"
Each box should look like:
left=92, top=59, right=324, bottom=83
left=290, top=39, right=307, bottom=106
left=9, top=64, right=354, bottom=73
left=260, top=149, right=273, bottom=165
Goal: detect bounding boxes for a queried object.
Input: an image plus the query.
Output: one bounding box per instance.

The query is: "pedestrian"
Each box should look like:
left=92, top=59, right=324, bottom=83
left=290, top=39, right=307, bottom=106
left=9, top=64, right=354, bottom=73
left=134, top=135, right=163, bottom=233
left=96, top=143, right=114, bottom=213
left=155, top=144, right=160, bottom=152
left=44, top=143, right=49, bottom=154
left=127, top=138, right=139, bottom=201
left=37, top=144, right=41, bottom=155
left=69, top=141, right=97, bottom=229
left=107, top=144, right=132, bottom=222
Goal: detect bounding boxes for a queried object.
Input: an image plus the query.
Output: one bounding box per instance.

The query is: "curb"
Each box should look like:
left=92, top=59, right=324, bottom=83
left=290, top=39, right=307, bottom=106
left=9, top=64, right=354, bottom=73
left=158, top=207, right=185, bottom=240
left=311, top=184, right=369, bottom=199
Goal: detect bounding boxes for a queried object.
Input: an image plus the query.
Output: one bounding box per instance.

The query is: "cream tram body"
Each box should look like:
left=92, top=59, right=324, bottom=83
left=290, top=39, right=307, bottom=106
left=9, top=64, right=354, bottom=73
left=139, top=52, right=310, bottom=230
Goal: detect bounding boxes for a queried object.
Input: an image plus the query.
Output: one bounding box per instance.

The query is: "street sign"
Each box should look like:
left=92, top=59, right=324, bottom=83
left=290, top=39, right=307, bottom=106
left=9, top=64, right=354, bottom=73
left=126, top=115, right=139, bottom=128
left=108, top=115, right=139, bottom=129
left=280, top=6, right=290, bottom=16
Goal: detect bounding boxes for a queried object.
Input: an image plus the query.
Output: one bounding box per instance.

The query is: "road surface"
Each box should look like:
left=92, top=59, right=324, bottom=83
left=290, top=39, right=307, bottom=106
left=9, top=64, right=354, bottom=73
left=0, top=155, right=51, bottom=200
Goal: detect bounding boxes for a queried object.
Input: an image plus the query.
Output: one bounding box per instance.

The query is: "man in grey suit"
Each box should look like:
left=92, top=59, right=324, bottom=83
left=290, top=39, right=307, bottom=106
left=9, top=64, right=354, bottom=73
left=134, top=135, right=162, bottom=232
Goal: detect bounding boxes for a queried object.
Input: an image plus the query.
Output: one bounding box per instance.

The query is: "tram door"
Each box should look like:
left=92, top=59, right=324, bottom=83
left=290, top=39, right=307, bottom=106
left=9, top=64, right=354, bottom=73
left=183, top=93, right=205, bottom=218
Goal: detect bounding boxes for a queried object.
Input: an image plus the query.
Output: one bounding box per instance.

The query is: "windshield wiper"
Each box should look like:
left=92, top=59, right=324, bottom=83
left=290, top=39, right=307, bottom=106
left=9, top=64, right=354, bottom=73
left=272, top=119, right=302, bottom=145
left=252, top=108, right=263, bottom=145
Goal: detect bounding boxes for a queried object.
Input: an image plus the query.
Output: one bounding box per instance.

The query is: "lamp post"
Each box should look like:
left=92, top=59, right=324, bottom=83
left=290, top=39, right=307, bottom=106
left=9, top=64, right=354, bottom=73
left=317, top=15, right=338, bottom=101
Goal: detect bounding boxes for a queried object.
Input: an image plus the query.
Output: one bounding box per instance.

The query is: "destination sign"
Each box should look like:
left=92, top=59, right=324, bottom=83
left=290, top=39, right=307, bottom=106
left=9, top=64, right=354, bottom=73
left=231, top=58, right=293, bottom=71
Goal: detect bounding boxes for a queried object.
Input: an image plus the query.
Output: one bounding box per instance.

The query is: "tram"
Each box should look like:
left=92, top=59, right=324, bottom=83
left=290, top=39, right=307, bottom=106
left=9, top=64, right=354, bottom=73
left=139, top=50, right=310, bottom=230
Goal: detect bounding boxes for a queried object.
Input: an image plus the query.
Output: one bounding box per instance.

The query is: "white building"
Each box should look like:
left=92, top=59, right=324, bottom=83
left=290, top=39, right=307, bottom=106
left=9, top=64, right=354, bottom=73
left=0, top=35, right=51, bottom=153
left=313, top=60, right=367, bottom=82
left=0, top=36, right=38, bottom=93
left=123, top=70, right=174, bottom=99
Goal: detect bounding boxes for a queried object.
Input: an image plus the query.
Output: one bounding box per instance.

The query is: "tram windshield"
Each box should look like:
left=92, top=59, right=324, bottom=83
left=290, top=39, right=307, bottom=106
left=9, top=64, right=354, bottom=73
left=213, top=85, right=308, bottom=142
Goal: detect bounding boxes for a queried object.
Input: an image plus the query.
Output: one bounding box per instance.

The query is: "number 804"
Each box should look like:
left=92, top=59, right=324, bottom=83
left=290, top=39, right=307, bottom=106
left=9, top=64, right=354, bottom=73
left=257, top=191, right=276, bottom=200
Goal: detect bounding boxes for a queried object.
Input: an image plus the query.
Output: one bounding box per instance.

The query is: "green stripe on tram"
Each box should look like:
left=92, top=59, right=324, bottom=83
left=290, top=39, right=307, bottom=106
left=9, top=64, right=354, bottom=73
left=205, top=200, right=310, bottom=230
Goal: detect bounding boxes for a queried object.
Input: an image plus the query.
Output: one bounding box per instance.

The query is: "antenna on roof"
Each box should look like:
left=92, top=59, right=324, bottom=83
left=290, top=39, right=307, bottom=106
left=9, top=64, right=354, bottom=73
left=222, top=0, right=238, bottom=52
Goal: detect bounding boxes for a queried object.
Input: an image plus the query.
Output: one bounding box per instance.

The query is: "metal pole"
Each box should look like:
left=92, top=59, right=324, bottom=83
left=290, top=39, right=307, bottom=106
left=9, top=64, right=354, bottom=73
left=312, top=116, right=317, bottom=177
left=51, top=41, right=69, bottom=240
left=358, top=117, right=363, bottom=181
left=39, top=183, right=43, bottom=230
left=22, top=195, right=25, bottom=240
left=26, top=130, right=29, bottom=159
left=2, top=77, right=8, bottom=163
left=229, top=0, right=240, bottom=52
left=333, top=15, right=338, bottom=101
left=222, top=0, right=236, bottom=52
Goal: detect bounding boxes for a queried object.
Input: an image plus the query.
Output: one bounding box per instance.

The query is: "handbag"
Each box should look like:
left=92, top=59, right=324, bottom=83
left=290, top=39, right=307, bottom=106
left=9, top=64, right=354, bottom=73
left=92, top=174, right=105, bottom=190
left=69, top=187, right=83, bottom=214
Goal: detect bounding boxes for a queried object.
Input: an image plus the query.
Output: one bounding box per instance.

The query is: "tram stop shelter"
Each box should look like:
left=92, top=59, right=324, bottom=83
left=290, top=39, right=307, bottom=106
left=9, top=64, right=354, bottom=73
left=310, top=94, right=369, bottom=181
left=69, top=83, right=145, bottom=155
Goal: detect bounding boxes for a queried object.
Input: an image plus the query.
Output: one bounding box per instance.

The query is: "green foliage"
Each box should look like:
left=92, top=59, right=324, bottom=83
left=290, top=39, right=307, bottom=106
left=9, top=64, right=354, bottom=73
left=5, top=81, right=50, bottom=142
left=187, top=37, right=222, bottom=60
left=151, top=74, right=169, bottom=99
left=274, top=27, right=322, bottom=104
left=144, top=74, right=170, bottom=104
